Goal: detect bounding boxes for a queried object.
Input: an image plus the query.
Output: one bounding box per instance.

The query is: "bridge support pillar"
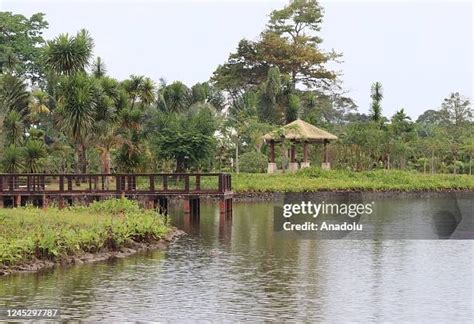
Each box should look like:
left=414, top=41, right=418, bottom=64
left=185, top=197, right=200, bottom=219
left=145, top=197, right=154, bottom=209
left=58, top=197, right=65, bottom=209
left=157, top=198, right=168, bottom=215
left=43, top=195, right=49, bottom=209
left=15, top=195, right=21, bottom=208
left=219, top=198, right=233, bottom=220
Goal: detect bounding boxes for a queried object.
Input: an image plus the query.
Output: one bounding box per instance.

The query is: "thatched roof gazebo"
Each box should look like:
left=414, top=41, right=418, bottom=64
left=262, top=119, right=338, bottom=173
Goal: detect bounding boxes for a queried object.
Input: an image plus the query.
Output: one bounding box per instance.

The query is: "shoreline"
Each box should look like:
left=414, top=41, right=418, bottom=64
left=229, top=189, right=474, bottom=202
left=0, top=228, right=185, bottom=277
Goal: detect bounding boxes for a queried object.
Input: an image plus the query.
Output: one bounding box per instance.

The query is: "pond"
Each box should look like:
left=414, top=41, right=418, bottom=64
left=0, top=194, right=473, bottom=321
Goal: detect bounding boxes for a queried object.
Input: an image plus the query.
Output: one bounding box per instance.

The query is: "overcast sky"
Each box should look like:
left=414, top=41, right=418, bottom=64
left=1, top=0, right=472, bottom=119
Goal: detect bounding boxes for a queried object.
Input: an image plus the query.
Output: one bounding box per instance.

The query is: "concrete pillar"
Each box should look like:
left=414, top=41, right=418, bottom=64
left=288, top=143, right=298, bottom=171
left=267, top=140, right=277, bottom=173
left=267, top=163, right=277, bottom=173
left=321, top=162, right=331, bottom=170
left=321, top=139, right=331, bottom=169
left=301, top=142, right=310, bottom=168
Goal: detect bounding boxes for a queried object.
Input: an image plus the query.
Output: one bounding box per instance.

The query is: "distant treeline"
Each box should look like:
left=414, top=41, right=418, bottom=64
left=0, top=1, right=472, bottom=175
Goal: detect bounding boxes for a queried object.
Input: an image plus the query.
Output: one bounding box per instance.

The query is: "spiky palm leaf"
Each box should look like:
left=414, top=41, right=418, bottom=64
left=0, top=74, right=30, bottom=115
left=43, top=29, right=94, bottom=75
left=1, top=145, right=23, bottom=173
left=57, top=73, right=96, bottom=141
left=22, top=139, right=47, bottom=173
left=3, top=110, right=24, bottom=146
left=91, top=56, right=107, bottom=78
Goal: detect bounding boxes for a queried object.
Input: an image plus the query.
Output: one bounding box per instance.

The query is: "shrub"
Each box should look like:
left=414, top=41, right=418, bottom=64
left=239, top=151, right=268, bottom=173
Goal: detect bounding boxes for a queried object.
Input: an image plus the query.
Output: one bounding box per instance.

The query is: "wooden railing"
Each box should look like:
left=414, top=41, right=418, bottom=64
left=0, top=173, right=232, bottom=196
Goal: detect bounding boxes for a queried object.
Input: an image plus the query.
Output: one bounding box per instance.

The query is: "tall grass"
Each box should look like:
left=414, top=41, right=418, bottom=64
left=0, top=199, right=170, bottom=267
left=232, top=169, right=474, bottom=192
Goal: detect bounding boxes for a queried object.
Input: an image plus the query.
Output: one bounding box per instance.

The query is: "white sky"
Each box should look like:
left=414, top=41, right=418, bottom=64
left=1, top=0, right=472, bottom=119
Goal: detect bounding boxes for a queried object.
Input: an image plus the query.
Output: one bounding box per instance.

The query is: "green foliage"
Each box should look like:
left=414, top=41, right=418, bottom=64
left=1, top=145, right=23, bottom=173
left=0, top=199, right=170, bottom=267
left=0, top=12, right=48, bottom=80
left=232, top=168, right=474, bottom=192
left=43, top=29, right=94, bottom=75
left=370, top=82, right=383, bottom=122
left=89, top=197, right=141, bottom=215
left=0, top=74, right=30, bottom=115
left=22, top=139, right=47, bottom=172
left=212, top=0, right=337, bottom=93
left=239, top=151, right=268, bottom=173
left=2, top=110, right=24, bottom=146
left=150, top=103, right=217, bottom=171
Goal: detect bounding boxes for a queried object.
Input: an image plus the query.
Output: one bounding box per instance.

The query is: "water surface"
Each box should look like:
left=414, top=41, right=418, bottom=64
left=1, top=196, right=473, bottom=321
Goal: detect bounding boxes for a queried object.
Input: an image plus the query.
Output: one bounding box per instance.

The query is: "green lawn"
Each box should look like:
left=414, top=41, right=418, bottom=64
left=231, top=169, right=474, bottom=192
left=0, top=199, right=170, bottom=268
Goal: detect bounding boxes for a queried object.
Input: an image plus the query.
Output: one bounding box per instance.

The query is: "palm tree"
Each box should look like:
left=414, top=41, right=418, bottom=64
left=157, top=81, right=191, bottom=113
left=0, top=49, right=19, bottom=74
left=370, top=82, right=383, bottom=122
left=91, top=56, right=107, bottom=78
left=28, top=89, right=50, bottom=125
left=1, top=145, right=23, bottom=173
left=122, top=75, right=144, bottom=110
left=56, top=73, right=96, bottom=174
left=139, top=77, right=155, bottom=108
left=43, top=29, right=94, bottom=76
left=3, top=110, right=24, bottom=146
left=22, top=139, right=47, bottom=173
left=0, top=74, right=30, bottom=115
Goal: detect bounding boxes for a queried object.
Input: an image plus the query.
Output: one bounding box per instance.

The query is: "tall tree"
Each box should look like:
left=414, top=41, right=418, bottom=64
left=440, top=92, right=472, bottom=126
left=370, top=82, right=383, bottom=122
left=0, top=12, right=48, bottom=81
left=91, top=56, right=107, bottom=78
left=56, top=73, right=96, bottom=174
left=212, top=0, right=338, bottom=93
left=43, top=29, right=94, bottom=76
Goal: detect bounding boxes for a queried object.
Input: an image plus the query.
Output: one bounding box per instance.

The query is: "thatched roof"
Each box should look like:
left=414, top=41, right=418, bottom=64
left=263, top=119, right=338, bottom=142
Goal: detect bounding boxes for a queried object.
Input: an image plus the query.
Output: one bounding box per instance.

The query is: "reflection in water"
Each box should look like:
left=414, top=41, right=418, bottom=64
left=0, top=197, right=473, bottom=321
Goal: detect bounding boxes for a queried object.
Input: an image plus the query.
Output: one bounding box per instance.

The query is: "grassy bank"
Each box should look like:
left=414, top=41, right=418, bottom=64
left=0, top=199, right=172, bottom=272
left=231, top=169, right=474, bottom=192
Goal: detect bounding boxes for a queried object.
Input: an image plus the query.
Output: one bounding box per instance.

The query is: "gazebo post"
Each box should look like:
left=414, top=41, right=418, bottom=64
left=322, top=139, right=331, bottom=170
left=288, top=141, right=298, bottom=172
left=301, top=141, right=310, bottom=169
left=267, top=140, right=277, bottom=174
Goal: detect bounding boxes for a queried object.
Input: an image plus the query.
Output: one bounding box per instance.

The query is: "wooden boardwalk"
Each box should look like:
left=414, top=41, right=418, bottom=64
left=0, top=173, right=233, bottom=215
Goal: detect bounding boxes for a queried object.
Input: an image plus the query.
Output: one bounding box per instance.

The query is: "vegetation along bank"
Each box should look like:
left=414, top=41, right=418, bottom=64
left=0, top=199, right=181, bottom=276
left=231, top=169, right=474, bottom=193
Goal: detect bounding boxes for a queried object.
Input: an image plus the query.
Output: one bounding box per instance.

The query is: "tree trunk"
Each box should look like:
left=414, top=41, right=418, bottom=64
left=431, top=151, right=435, bottom=174
left=176, top=157, right=185, bottom=173
left=100, top=149, right=112, bottom=189
left=235, top=141, right=239, bottom=174
left=470, top=156, right=472, bottom=175
left=74, top=142, right=83, bottom=186
left=79, top=143, right=87, bottom=174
